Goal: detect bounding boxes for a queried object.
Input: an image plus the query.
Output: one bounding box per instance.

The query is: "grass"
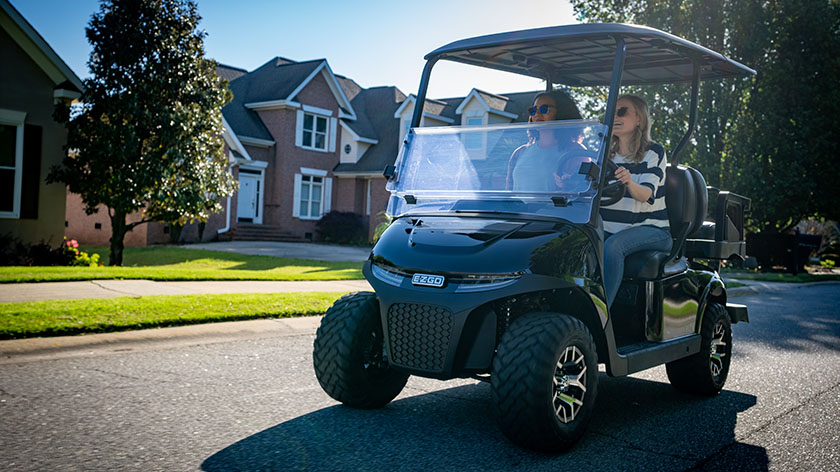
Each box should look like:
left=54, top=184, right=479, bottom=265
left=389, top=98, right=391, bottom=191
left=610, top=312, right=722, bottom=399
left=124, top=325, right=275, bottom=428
left=0, top=292, right=346, bottom=339
left=722, top=269, right=840, bottom=284
left=0, top=246, right=364, bottom=283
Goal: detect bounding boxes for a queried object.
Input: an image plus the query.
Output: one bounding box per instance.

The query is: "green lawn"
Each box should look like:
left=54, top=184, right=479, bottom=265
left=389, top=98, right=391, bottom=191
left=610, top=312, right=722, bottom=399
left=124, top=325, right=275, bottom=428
left=0, top=246, right=364, bottom=283
left=0, top=292, right=346, bottom=339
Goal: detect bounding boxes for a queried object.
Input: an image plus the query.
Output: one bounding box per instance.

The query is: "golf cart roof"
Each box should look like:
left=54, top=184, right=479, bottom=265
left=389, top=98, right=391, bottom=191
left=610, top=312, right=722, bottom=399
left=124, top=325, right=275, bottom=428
left=426, top=23, right=755, bottom=86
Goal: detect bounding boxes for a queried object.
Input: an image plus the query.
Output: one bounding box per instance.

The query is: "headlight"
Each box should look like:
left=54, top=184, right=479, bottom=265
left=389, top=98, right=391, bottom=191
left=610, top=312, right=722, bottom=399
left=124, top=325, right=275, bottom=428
left=372, top=263, right=521, bottom=292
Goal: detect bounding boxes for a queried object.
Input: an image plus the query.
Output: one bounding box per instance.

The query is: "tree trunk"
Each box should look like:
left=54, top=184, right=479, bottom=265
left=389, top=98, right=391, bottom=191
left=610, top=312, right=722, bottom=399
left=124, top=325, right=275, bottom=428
left=168, top=222, right=183, bottom=244
left=109, top=210, right=128, bottom=266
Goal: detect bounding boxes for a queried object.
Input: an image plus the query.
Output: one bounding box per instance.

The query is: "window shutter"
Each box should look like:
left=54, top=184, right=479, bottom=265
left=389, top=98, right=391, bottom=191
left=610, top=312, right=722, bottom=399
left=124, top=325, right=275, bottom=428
left=20, top=124, right=42, bottom=219
left=295, top=110, right=304, bottom=147
left=323, top=177, right=332, bottom=214
left=292, top=173, right=302, bottom=218
left=328, top=117, right=337, bottom=153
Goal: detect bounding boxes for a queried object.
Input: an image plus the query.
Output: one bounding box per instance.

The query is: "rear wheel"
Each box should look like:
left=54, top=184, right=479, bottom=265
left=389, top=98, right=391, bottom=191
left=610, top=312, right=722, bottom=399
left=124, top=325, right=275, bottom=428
left=666, top=302, right=732, bottom=395
left=492, top=312, right=598, bottom=452
left=313, top=292, right=408, bottom=409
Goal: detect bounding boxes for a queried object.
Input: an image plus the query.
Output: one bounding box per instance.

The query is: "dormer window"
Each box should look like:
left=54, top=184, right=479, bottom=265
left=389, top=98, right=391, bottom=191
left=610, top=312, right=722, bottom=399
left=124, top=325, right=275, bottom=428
left=302, top=112, right=328, bottom=151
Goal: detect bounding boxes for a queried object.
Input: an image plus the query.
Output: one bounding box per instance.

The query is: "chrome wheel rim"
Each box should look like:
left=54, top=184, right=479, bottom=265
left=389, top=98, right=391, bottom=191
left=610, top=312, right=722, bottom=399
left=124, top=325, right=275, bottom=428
left=709, top=320, right=728, bottom=379
left=553, top=345, right=587, bottom=424
left=362, top=329, right=387, bottom=372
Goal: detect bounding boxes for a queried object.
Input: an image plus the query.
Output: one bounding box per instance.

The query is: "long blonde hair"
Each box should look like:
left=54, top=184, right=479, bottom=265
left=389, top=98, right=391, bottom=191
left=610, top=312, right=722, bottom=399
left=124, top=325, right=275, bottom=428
left=609, top=94, right=651, bottom=163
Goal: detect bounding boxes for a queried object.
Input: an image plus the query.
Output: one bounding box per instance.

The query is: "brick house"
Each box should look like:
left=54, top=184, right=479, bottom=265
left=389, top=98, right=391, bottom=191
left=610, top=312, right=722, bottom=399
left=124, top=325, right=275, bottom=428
left=65, top=54, right=546, bottom=245
left=0, top=0, right=83, bottom=245
left=217, top=57, right=543, bottom=243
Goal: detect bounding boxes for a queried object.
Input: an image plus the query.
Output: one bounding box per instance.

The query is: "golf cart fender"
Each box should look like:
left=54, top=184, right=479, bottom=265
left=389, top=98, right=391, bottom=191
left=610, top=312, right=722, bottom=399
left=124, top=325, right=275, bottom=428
left=695, top=268, right=748, bottom=328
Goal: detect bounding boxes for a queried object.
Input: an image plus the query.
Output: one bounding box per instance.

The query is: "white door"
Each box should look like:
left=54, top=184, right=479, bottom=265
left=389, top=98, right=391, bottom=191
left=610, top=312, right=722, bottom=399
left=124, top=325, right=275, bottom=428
left=237, top=173, right=258, bottom=222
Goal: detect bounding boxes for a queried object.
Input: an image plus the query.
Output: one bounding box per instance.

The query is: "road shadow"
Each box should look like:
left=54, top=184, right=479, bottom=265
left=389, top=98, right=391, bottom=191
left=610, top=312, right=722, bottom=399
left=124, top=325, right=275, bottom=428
left=735, top=283, right=840, bottom=353
left=202, top=376, right=766, bottom=472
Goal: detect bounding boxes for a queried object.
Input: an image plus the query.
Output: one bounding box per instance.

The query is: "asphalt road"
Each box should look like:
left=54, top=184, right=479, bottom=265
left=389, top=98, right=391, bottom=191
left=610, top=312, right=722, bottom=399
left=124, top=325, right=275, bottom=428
left=1, top=282, right=838, bottom=471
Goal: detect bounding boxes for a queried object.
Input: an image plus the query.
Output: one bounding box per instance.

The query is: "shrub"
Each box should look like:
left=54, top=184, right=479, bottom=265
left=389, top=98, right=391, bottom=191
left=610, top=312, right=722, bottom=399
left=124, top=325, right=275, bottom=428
left=315, top=211, right=366, bottom=244
left=0, top=234, right=100, bottom=267
left=63, top=239, right=101, bottom=267
left=371, top=211, right=392, bottom=245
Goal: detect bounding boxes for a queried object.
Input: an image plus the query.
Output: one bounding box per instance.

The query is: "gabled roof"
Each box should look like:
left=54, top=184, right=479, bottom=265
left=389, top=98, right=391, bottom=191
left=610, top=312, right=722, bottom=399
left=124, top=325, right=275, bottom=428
left=334, top=86, right=407, bottom=175
left=454, top=89, right=517, bottom=119
left=1, top=0, right=84, bottom=93
left=222, top=72, right=275, bottom=141
left=215, top=63, right=247, bottom=82
left=223, top=57, right=362, bottom=141
left=392, top=95, right=456, bottom=124
left=341, top=90, right=378, bottom=140
left=336, top=75, right=363, bottom=102
left=238, top=57, right=323, bottom=104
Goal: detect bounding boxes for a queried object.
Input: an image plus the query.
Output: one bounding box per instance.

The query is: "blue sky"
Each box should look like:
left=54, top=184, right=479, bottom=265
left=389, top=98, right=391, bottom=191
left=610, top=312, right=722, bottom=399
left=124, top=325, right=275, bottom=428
left=10, top=0, right=578, bottom=98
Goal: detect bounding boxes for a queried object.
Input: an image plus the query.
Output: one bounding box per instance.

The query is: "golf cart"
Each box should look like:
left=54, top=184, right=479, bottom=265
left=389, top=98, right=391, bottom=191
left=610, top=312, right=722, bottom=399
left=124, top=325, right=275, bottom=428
left=313, top=23, right=754, bottom=452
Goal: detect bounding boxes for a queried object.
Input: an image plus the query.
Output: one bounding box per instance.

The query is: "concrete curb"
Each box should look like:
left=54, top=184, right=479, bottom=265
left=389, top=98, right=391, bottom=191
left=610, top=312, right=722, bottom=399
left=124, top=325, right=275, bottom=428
left=0, top=316, right=322, bottom=365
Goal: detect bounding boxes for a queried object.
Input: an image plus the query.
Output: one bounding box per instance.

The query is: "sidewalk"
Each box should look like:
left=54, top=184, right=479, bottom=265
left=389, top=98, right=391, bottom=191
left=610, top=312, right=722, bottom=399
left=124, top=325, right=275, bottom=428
left=0, top=279, right=372, bottom=303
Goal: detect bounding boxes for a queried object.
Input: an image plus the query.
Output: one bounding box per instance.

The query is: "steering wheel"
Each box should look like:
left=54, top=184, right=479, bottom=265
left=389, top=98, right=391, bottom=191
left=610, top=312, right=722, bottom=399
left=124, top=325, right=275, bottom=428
left=600, top=159, right=626, bottom=207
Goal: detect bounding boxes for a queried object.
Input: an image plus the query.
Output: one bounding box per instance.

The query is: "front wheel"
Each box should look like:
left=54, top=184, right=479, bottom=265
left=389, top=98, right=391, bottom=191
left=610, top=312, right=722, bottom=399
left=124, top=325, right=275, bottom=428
left=666, top=302, right=732, bottom=395
left=313, top=292, right=408, bottom=409
left=492, top=312, right=599, bottom=452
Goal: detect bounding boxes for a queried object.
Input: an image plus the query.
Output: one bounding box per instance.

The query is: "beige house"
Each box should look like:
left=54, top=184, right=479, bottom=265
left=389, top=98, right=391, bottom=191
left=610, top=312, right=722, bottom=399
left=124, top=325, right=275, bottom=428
left=0, top=0, right=83, bottom=245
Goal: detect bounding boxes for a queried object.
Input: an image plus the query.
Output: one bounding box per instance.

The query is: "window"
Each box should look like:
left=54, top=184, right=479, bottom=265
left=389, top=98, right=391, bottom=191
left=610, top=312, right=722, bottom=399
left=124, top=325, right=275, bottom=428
left=464, top=117, right=483, bottom=150
left=302, top=112, right=328, bottom=150
left=293, top=169, right=332, bottom=220
left=299, top=174, right=323, bottom=218
left=0, top=109, right=26, bottom=219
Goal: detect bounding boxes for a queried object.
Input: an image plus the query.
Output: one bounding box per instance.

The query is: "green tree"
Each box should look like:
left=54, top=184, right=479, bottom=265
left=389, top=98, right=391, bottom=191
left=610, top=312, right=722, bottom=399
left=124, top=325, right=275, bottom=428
left=48, top=0, right=235, bottom=265
left=570, top=0, right=840, bottom=231
left=728, top=0, right=840, bottom=230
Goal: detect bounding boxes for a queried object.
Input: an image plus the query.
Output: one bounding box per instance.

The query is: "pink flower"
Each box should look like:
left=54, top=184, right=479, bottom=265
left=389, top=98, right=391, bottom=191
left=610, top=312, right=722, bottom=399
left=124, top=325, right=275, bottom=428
left=71, top=240, right=79, bottom=248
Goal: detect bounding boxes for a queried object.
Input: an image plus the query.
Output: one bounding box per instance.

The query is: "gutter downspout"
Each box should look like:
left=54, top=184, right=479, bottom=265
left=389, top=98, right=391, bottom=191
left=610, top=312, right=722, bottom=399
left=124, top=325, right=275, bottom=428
left=218, top=166, right=234, bottom=235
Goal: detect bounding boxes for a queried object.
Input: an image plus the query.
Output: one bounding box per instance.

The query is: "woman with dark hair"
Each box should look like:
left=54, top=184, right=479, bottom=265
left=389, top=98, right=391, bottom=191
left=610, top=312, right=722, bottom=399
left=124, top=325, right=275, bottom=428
left=600, top=94, right=671, bottom=308
left=505, top=89, right=582, bottom=190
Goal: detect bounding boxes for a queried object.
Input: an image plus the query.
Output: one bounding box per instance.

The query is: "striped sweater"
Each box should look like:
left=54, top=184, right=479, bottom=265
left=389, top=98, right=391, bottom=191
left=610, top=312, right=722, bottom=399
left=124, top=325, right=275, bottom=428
left=600, top=143, right=669, bottom=234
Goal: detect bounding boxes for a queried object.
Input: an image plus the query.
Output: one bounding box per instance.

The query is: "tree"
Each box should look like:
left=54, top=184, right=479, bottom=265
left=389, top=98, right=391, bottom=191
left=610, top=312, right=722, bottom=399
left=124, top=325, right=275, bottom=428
left=569, top=0, right=840, bottom=231
left=48, top=0, right=235, bottom=265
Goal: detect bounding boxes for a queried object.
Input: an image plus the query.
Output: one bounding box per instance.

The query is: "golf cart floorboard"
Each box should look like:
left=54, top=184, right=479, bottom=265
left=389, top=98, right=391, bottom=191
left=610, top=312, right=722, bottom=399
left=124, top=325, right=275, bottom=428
left=616, top=335, right=702, bottom=375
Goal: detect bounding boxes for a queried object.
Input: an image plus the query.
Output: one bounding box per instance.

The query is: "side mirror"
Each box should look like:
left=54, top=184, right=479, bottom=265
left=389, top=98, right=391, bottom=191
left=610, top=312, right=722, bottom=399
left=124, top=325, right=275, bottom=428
left=383, top=165, right=396, bottom=179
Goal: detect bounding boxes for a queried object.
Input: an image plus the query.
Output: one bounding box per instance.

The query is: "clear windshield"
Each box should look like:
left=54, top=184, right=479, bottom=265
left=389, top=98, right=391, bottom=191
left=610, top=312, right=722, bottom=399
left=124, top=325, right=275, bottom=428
left=386, top=120, right=607, bottom=223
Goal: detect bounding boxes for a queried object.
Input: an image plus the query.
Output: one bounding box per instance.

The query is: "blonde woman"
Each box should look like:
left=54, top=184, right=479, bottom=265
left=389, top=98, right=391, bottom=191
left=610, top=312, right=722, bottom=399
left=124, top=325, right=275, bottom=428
left=600, top=94, right=671, bottom=307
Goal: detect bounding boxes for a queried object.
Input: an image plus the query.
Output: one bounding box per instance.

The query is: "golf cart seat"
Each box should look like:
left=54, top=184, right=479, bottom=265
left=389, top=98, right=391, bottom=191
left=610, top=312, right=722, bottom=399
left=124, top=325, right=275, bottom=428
left=685, top=183, right=751, bottom=260
left=623, top=165, right=703, bottom=280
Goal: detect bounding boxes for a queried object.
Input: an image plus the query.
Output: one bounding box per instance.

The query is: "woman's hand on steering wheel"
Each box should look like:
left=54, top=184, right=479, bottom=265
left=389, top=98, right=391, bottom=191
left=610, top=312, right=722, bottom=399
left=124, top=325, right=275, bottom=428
left=600, top=159, right=627, bottom=206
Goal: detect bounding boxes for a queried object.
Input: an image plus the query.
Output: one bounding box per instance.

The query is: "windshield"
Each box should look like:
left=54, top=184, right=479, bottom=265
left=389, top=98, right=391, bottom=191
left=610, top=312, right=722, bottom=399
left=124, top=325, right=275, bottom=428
left=386, top=120, right=607, bottom=222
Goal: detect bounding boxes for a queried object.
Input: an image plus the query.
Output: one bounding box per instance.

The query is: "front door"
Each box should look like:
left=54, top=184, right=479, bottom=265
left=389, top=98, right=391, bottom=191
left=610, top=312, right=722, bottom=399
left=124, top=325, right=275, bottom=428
left=237, top=173, right=259, bottom=222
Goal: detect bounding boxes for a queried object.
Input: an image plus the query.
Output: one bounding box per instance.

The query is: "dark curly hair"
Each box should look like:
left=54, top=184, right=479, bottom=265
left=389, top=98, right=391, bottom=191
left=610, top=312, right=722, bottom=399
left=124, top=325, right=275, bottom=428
left=531, top=89, right=582, bottom=121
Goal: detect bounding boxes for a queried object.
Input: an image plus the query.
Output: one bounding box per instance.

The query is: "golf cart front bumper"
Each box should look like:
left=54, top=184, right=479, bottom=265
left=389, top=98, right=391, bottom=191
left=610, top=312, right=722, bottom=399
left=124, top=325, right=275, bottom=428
left=364, top=260, right=575, bottom=379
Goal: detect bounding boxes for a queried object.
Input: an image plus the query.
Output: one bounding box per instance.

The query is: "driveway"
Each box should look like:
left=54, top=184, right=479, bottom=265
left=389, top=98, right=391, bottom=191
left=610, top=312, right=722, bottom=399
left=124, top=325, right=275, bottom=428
left=190, top=241, right=372, bottom=262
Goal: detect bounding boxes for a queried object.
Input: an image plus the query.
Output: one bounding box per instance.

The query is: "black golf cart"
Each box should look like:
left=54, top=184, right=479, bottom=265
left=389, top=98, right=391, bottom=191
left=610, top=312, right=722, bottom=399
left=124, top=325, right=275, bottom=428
left=313, top=23, right=754, bottom=452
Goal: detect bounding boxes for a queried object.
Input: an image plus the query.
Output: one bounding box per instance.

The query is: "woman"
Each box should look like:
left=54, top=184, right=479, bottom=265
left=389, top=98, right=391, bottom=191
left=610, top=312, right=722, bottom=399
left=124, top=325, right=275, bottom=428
left=505, top=90, right=582, bottom=190
left=601, top=94, right=671, bottom=307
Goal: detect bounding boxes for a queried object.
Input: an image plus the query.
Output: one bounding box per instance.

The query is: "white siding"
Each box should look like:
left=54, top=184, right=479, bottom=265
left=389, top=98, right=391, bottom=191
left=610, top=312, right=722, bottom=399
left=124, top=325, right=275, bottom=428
left=339, top=127, right=356, bottom=164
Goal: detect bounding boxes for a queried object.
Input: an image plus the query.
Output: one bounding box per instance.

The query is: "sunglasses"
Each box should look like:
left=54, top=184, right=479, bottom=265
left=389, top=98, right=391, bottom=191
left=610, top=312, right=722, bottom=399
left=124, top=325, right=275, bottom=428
left=528, top=105, right=552, bottom=116
left=616, top=106, right=633, bottom=117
